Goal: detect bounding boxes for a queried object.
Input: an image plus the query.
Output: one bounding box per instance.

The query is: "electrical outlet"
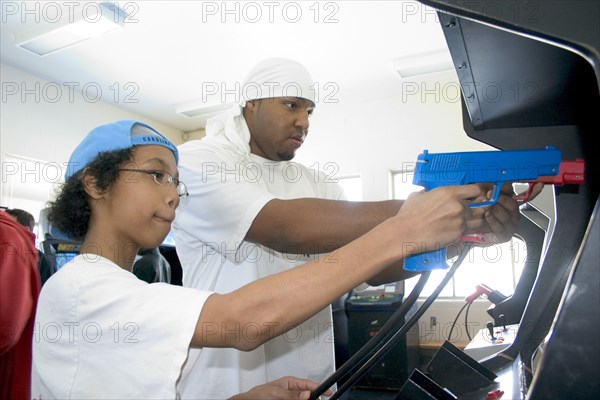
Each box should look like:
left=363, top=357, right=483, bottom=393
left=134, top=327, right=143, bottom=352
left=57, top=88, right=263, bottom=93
left=430, top=316, right=437, bottom=328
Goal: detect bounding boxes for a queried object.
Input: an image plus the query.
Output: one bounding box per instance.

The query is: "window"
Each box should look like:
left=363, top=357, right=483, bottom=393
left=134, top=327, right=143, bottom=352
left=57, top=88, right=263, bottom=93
left=337, top=175, right=363, bottom=201
left=1, top=154, right=64, bottom=247
left=390, top=170, right=526, bottom=298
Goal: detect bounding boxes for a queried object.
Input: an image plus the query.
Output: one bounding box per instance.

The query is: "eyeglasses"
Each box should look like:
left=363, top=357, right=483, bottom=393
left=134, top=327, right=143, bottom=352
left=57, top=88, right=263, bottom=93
left=118, top=169, right=189, bottom=197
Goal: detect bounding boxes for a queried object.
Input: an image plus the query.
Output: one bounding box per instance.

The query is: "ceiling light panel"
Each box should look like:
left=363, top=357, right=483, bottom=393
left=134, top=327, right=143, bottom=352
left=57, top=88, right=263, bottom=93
left=15, top=2, right=127, bottom=56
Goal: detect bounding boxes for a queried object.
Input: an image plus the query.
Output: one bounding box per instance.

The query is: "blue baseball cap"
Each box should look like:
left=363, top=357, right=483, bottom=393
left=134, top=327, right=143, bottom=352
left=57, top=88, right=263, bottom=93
left=65, top=120, right=179, bottom=179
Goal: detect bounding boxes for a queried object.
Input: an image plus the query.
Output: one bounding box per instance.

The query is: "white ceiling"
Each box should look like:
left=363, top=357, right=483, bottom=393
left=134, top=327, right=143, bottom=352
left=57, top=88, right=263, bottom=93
left=1, top=0, right=452, bottom=132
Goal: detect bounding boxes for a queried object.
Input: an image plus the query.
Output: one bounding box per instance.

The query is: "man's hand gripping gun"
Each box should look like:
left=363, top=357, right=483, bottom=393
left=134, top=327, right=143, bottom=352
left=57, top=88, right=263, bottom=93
left=403, top=146, right=585, bottom=272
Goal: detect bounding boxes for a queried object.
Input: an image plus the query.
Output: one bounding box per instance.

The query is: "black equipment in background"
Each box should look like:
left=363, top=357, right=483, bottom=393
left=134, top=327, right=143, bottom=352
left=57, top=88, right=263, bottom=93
left=345, top=290, right=419, bottom=391
left=158, top=245, right=182, bottom=286
left=41, top=238, right=82, bottom=273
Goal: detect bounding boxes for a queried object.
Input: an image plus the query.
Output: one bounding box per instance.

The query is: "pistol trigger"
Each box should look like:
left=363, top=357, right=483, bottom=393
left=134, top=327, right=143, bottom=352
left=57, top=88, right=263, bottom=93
left=469, top=183, right=501, bottom=208
left=490, top=183, right=502, bottom=204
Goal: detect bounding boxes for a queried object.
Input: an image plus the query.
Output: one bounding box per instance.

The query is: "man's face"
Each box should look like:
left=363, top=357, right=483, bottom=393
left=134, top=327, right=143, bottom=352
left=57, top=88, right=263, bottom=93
left=244, top=97, right=315, bottom=161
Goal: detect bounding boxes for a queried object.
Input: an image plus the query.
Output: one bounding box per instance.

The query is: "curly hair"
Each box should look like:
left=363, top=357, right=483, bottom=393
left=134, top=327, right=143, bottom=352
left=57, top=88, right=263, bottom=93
left=47, top=148, right=134, bottom=240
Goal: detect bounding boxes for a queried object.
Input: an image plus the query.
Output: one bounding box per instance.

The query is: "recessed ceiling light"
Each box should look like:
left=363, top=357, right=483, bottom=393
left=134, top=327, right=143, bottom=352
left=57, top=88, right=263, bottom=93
left=176, top=101, right=235, bottom=119
left=15, top=2, right=127, bottom=57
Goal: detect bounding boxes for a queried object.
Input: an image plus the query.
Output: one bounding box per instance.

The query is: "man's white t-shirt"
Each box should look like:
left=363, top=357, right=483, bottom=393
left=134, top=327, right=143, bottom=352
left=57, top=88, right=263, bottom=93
left=31, top=255, right=211, bottom=399
left=173, top=139, right=346, bottom=399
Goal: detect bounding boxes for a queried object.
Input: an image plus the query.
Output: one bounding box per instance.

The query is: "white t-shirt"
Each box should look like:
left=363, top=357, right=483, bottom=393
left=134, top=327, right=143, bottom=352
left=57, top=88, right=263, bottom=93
left=173, top=136, right=346, bottom=399
left=31, top=254, right=212, bottom=400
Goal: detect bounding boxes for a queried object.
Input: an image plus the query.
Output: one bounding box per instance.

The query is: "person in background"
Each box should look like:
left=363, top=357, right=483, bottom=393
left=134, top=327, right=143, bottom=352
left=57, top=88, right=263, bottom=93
left=5, top=208, right=54, bottom=285
left=4, top=208, right=35, bottom=232
left=172, top=57, right=541, bottom=399
left=32, top=120, right=478, bottom=399
left=0, top=210, right=41, bottom=400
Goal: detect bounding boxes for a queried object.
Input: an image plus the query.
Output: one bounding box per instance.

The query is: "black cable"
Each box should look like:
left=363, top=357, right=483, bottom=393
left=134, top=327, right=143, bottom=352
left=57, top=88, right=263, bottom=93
left=308, top=271, right=431, bottom=400
left=464, top=301, right=473, bottom=341
left=447, top=301, right=469, bottom=342
left=327, top=245, right=474, bottom=400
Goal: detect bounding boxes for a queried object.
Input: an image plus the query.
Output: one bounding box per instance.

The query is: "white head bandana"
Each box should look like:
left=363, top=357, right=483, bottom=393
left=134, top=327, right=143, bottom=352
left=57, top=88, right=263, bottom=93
left=240, top=57, right=316, bottom=105
left=204, top=104, right=251, bottom=159
left=204, top=58, right=316, bottom=160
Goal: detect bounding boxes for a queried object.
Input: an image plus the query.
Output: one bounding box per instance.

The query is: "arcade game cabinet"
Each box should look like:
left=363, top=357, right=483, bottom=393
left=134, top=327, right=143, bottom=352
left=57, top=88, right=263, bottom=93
left=401, top=1, right=599, bottom=398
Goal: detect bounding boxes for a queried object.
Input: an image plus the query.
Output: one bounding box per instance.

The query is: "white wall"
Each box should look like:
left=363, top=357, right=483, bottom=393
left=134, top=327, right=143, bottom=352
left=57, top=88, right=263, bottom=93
left=183, top=129, right=206, bottom=141
left=1, top=62, right=185, bottom=218
left=1, top=63, right=184, bottom=162
left=296, top=69, right=493, bottom=201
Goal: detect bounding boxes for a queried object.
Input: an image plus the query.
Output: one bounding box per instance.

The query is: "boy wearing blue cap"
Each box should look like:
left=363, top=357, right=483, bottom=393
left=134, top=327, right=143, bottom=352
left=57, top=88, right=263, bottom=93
left=31, top=120, right=481, bottom=399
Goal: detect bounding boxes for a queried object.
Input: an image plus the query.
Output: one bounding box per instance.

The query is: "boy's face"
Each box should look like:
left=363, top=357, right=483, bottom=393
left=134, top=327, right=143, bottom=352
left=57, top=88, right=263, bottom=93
left=99, top=145, right=180, bottom=250
left=245, top=97, right=315, bottom=161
